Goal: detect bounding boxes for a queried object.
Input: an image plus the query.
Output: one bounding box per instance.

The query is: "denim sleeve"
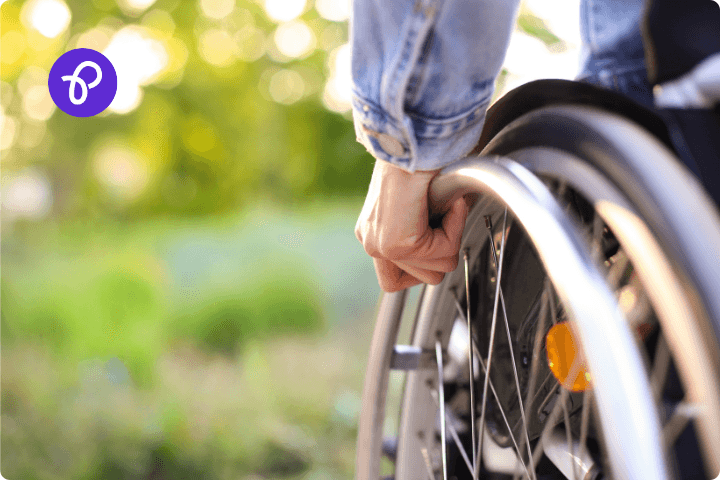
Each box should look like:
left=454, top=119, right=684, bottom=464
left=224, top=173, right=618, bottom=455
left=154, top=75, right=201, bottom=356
left=350, top=0, right=521, bottom=172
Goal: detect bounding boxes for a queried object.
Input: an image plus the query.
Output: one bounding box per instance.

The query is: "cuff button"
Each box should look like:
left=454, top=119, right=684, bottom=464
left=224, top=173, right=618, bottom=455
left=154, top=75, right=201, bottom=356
left=361, top=125, right=407, bottom=157
left=376, top=133, right=406, bottom=157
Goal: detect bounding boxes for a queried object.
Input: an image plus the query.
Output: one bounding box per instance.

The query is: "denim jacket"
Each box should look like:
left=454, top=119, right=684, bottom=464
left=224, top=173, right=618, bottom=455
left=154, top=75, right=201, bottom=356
left=350, top=0, right=649, bottom=172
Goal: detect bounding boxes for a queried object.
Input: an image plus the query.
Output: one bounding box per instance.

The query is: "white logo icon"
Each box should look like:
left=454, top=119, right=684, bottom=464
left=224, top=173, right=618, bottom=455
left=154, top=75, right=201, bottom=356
left=61, top=61, right=103, bottom=105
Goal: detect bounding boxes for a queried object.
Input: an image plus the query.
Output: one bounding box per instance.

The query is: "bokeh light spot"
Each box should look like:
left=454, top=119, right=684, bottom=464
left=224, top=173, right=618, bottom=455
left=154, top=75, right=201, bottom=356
left=315, top=0, right=350, bottom=22
left=1, top=168, right=53, bottom=220
left=200, top=0, right=235, bottom=20
left=93, top=141, right=150, bottom=204
left=116, top=0, right=158, bottom=17
left=18, top=120, right=47, bottom=150
left=155, top=37, right=189, bottom=88
left=319, top=24, right=345, bottom=51
left=264, top=0, right=306, bottom=23
left=0, top=82, right=14, bottom=109
left=274, top=20, right=315, bottom=59
left=103, top=26, right=168, bottom=114
left=1, top=31, right=27, bottom=65
left=141, top=9, right=176, bottom=38
left=75, top=27, right=112, bottom=51
left=17, top=66, right=48, bottom=97
left=198, top=29, right=238, bottom=67
left=22, top=85, right=56, bottom=121
left=23, top=0, right=71, bottom=39
left=269, top=69, right=305, bottom=104
left=322, top=43, right=351, bottom=113
left=235, top=25, right=265, bottom=62
left=1, top=114, right=18, bottom=151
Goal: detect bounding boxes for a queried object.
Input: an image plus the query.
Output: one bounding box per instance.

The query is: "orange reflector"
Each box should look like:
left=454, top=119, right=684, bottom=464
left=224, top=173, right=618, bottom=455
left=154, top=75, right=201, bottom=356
left=546, top=320, right=657, bottom=392
left=546, top=322, right=591, bottom=392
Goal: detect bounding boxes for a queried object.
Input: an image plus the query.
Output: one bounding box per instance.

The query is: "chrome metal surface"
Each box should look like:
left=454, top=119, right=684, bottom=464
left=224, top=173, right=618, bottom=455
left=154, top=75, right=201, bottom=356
left=390, top=345, right=437, bottom=371
left=355, top=290, right=408, bottom=480
left=476, top=207, right=508, bottom=478
left=463, top=250, right=477, bottom=478
left=485, top=215, right=536, bottom=477
left=543, top=427, right=600, bottom=480
left=426, top=156, right=669, bottom=479
left=435, top=339, right=448, bottom=480
left=430, top=389, right=474, bottom=475
left=510, top=146, right=720, bottom=473
left=359, top=120, right=720, bottom=479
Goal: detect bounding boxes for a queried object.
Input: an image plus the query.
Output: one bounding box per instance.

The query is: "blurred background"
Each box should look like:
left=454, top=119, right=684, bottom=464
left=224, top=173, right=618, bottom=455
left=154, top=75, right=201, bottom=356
left=0, top=0, right=579, bottom=478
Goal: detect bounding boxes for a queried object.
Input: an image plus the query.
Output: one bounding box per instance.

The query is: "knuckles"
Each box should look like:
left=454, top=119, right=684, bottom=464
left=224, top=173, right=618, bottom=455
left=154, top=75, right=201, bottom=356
left=376, top=235, right=420, bottom=260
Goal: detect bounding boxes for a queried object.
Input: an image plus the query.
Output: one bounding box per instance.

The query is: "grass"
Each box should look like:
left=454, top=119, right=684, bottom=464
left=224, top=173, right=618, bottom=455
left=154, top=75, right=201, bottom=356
left=1, top=199, right=382, bottom=479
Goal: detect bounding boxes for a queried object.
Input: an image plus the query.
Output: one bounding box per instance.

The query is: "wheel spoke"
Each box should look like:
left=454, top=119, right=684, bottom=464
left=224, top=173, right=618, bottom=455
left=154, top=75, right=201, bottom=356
left=560, top=388, right=578, bottom=480
left=591, top=210, right=605, bottom=265
left=464, top=249, right=478, bottom=477
left=530, top=351, right=585, bottom=471
left=663, top=400, right=701, bottom=448
left=536, top=382, right=561, bottom=419
left=476, top=208, right=508, bottom=478
left=651, top=335, right=671, bottom=403
left=451, top=294, right=533, bottom=480
left=548, top=281, right=558, bottom=326
left=513, top=278, right=552, bottom=480
left=579, top=389, right=593, bottom=460
left=420, top=447, right=436, bottom=480
left=485, top=216, right=536, bottom=478
left=430, top=389, right=474, bottom=475
left=606, top=249, right=630, bottom=289
left=436, top=338, right=448, bottom=480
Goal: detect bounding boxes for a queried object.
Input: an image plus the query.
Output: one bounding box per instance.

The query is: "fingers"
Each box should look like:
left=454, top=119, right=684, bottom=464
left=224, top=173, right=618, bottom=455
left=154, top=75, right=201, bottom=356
left=395, top=254, right=459, bottom=273
left=393, top=260, right=446, bottom=286
left=372, top=198, right=469, bottom=292
left=355, top=160, right=470, bottom=293
left=373, top=257, right=423, bottom=292
left=443, top=196, right=469, bottom=244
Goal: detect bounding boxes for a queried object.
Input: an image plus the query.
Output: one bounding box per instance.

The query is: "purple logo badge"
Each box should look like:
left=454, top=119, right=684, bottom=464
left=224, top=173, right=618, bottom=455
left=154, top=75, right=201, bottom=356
left=48, top=48, right=117, bottom=117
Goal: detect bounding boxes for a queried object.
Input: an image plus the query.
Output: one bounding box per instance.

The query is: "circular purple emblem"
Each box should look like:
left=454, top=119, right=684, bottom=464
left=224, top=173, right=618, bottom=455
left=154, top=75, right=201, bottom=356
left=48, top=48, right=117, bottom=118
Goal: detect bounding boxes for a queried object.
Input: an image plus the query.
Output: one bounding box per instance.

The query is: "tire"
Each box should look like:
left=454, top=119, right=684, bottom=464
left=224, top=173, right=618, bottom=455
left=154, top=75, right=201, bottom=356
left=356, top=105, right=720, bottom=480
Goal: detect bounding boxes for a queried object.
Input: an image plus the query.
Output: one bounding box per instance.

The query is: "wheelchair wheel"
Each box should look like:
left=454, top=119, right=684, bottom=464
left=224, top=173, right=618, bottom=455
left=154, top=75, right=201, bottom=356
left=355, top=105, right=720, bottom=480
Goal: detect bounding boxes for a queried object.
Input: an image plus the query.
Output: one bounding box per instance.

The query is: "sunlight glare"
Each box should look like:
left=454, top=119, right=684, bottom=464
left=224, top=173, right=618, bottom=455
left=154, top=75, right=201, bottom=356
left=2, top=168, right=53, bottom=220
left=274, top=20, right=315, bottom=58
left=322, top=43, right=351, bottom=113
left=315, top=0, right=350, bottom=22
left=264, top=0, right=306, bottom=23
left=524, top=0, right=581, bottom=46
left=24, top=0, right=71, bottom=39
left=103, top=26, right=168, bottom=114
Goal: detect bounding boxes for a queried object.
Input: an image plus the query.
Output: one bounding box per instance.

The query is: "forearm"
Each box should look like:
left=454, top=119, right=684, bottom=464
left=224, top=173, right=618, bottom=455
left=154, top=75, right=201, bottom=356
left=350, top=0, right=522, bottom=172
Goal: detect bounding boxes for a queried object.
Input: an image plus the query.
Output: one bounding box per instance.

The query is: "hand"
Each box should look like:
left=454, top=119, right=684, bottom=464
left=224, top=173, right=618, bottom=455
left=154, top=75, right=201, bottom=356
left=355, top=159, right=469, bottom=292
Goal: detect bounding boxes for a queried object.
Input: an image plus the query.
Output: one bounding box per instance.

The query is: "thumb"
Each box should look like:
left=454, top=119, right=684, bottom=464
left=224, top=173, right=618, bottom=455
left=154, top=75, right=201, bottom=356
left=440, top=197, right=469, bottom=244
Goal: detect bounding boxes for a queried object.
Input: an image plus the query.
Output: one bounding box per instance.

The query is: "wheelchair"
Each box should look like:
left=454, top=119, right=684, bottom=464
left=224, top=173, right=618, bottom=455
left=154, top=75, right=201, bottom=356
left=354, top=62, right=720, bottom=479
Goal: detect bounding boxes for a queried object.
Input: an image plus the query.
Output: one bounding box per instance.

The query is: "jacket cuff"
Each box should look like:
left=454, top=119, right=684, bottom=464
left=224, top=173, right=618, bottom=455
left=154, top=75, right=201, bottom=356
left=351, top=92, right=490, bottom=173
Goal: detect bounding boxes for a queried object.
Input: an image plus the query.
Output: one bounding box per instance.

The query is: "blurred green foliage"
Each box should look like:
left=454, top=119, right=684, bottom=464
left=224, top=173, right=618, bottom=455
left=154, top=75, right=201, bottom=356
left=517, top=12, right=563, bottom=48
left=2, top=0, right=373, bottom=221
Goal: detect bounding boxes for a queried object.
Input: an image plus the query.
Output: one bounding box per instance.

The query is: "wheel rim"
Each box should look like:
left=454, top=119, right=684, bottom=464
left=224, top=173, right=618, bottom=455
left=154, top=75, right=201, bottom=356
left=373, top=155, right=720, bottom=479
